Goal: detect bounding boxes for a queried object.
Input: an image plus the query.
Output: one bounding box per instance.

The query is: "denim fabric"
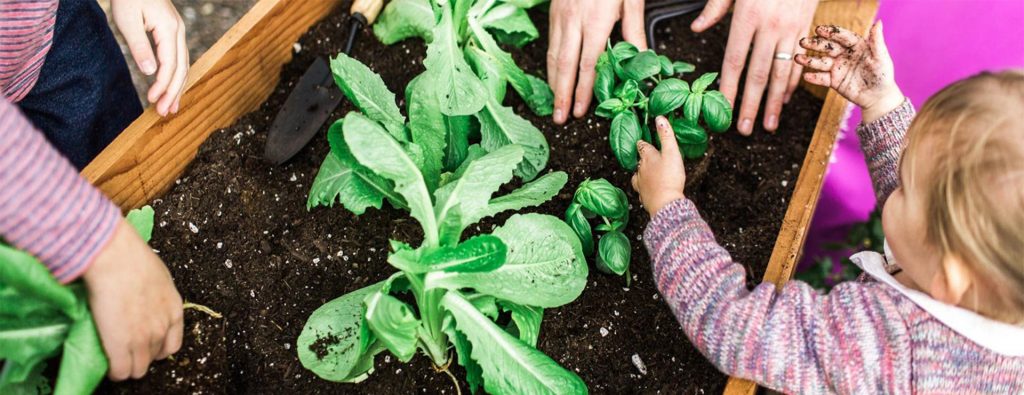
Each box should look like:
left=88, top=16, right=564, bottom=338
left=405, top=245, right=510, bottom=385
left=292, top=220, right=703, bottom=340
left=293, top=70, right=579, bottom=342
left=18, top=0, right=143, bottom=170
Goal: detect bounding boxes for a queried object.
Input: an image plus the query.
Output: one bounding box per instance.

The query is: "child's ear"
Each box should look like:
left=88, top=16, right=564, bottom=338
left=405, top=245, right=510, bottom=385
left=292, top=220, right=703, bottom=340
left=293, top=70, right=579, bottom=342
left=930, top=254, right=974, bottom=305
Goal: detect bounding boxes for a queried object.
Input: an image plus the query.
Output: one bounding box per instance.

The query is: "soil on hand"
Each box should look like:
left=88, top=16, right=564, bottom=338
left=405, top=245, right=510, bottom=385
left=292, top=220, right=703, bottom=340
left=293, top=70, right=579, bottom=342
left=99, top=5, right=821, bottom=395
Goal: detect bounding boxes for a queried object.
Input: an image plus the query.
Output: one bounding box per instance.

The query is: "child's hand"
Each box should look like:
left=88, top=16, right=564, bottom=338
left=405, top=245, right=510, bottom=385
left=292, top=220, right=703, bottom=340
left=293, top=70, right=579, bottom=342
left=110, top=0, right=189, bottom=117
left=632, top=116, right=686, bottom=217
left=796, top=22, right=905, bottom=123
left=83, top=220, right=183, bottom=380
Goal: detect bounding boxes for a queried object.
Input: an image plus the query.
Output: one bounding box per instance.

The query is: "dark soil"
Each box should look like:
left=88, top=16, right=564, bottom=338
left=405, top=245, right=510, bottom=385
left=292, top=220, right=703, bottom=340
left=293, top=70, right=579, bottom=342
left=99, top=4, right=821, bottom=395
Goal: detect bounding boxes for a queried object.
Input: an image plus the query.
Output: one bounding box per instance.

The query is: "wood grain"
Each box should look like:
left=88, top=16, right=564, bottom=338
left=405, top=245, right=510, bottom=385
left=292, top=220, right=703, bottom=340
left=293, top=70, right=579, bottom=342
left=723, top=1, right=879, bottom=394
left=81, top=0, right=340, bottom=211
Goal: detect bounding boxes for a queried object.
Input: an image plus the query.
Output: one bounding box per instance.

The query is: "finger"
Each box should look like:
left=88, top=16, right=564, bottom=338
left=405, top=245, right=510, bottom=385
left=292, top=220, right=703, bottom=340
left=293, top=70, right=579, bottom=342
left=794, top=54, right=834, bottom=72
left=719, top=8, right=755, bottom=107
left=573, top=17, right=615, bottom=118
left=799, top=36, right=844, bottom=57
left=147, top=22, right=179, bottom=112
left=621, top=0, right=647, bottom=50
left=736, top=31, right=775, bottom=135
left=784, top=32, right=808, bottom=103
left=130, top=342, right=152, bottom=379
left=691, top=0, right=731, bottom=32
left=637, top=139, right=660, bottom=161
left=546, top=7, right=563, bottom=88
left=631, top=173, right=640, bottom=192
left=106, top=345, right=132, bottom=381
left=803, top=71, right=831, bottom=87
left=119, top=11, right=158, bottom=75
left=816, top=24, right=863, bottom=49
left=161, top=22, right=188, bottom=115
left=158, top=317, right=184, bottom=360
left=553, top=18, right=583, bottom=125
left=762, top=36, right=798, bottom=132
left=869, top=21, right=891, bottom=60
left=654, top=116, right=680, bottom=157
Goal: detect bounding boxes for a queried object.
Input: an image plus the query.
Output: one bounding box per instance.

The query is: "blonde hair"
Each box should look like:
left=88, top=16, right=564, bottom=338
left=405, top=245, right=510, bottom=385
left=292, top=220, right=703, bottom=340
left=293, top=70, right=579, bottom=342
left=903, top=70, right=1024, bottom=323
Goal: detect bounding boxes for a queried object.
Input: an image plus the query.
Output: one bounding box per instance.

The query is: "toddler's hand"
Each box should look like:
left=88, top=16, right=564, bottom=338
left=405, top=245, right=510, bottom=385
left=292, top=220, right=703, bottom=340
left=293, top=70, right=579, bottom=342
left=632, top=116, right=686, bottom=217
left=796, top=22, right=905, bottom=123
left=111, top=0, right=188, bottom=116
left=83, top=220, right=183, bottom=380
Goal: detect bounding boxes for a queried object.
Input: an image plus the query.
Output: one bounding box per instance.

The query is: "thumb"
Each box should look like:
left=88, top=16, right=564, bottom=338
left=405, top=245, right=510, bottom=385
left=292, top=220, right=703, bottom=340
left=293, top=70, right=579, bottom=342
left=654, top=116, right=680, bottom=157
left=691, top=0, right=731, bottom=33
left=870, top=21, right=891, bottom=61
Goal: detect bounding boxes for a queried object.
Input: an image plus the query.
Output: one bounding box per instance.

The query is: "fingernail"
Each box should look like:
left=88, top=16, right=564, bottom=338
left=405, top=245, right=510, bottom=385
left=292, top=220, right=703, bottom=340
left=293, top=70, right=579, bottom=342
left=767, top=115, right=778, bottom=130
left=784, top=94, right=792, bottom=104
left=694, top=16, right=705, bottom=28
left=573, top=101, right=585, bottom=117
left=554, top=109, right=564, bottom=124
left=656, top=116, right=668, bottom=128
left=740, top=118, right=752, bottom=133
left=141, top=60, right=157, bottom=75
left=172, top=102, right=180, bottom=114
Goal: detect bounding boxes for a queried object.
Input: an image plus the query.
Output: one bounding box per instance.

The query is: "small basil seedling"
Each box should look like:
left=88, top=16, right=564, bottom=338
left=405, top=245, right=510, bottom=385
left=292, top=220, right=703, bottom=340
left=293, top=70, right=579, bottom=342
left=565, top=178, right=633, bottom=283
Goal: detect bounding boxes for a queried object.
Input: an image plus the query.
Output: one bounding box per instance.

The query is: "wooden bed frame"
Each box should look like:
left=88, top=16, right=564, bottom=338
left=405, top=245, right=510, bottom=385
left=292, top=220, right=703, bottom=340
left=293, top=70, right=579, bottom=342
left=82, top=0, right=879, bottom=393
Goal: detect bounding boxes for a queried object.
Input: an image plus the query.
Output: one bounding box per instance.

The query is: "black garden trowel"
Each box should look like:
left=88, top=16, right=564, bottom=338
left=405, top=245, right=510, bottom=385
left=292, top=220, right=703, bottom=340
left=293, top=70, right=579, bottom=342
left=264, top=0, right=385, bottom=165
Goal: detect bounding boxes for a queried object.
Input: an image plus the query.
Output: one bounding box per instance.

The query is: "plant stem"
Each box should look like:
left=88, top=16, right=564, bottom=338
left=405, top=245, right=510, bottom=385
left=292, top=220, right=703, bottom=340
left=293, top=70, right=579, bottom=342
left=183, top=302, right=222, bottom=318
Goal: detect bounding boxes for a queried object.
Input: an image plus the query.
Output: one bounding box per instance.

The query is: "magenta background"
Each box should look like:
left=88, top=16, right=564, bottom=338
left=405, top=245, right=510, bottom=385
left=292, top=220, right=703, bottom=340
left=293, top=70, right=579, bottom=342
left=801, top=0, right=1024, bottom=268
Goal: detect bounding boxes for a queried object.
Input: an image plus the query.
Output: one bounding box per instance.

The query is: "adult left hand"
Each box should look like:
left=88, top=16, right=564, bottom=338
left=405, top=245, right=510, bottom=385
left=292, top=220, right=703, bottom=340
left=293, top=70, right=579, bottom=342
left=111, top=0, right=189, bottom=116
left=691, top=0, right=819, bottom=134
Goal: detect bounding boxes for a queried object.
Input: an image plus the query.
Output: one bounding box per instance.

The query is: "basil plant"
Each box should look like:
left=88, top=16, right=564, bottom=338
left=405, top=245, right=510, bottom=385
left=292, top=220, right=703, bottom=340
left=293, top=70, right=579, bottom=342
left=564, top=179, right=632, bottom=283
left=594, top=41, right=734, bottom=170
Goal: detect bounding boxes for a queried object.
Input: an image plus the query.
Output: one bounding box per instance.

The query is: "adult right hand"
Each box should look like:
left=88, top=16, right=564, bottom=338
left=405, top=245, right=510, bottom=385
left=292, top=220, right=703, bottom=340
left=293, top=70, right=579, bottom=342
left=83, top=219, right=183, bottom=380
left=548, top=0, right=646, bottom=125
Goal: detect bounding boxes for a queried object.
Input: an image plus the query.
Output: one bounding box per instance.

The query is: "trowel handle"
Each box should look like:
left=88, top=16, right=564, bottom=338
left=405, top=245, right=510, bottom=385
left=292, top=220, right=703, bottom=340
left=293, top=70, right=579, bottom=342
left=351, top=0, right=385, bottom=25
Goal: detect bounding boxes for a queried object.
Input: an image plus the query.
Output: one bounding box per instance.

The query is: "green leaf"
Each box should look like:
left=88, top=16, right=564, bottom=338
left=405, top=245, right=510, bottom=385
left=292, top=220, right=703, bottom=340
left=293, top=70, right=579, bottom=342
left=406, top=75, right=448, bottom=191
left=673, top=61, right=695, bottom=74
left=443, top=316, right=484, bottom=393
left=434, top=145, right=524, bottom=241
left=0, top=245, right=77, bottom=315
left=364, top=289, right=421, bottom=362
left=595, top=98, right=623, bottom=118
left=344, top=112, right=439, bottom=245
left=477, top=98, right=549, bottom=181
left=648, top=78, right=690, bottom=116
left=596, top=231, right=631, bottom=276
left=465, top=45, right=508, bottom=102
left=423, top=2, right=487, bottom=116
left=564, top=203, right=594, bottom=257
left=0, top=362, right=49, bottom=395
left=692, top=72, right=718, bottom=94
left=53, top=297, right=107, bottom=395
left=499, top=301, right=543, bottom=347
left=373, top=0, right=436, bottom=45
left=620, top=50, right=660, bottom=81
left=658, top=55, right=674, bottom=76
left=442, top=292, right=588, bottom=395
left=298, top=282, right=385, bottom=382
left=616, top=79, right=640, bottom=104
left=427, top=214, right=587, bottom=308
left=468, top=18, right=552, bottom=117
left=501, top=0, right=548, bottom=9
left=609, top=111, right=642, bottom=170
left=594, top=52, right=615, bottom=103
left=670, top=117, right=709, bottom=159
left=683, top=92, right=703, bottom=122
left=307, top=120, right=404, bottom=214
left=524, top=74, right=554, bottom=117
left=125, top=206, right=154, bottom=243
left=471, top=171, right=568, bottom=226
left=330, top=53, right=406, bottom=140
left=443, top=115, right=473, bottom=172
left=608, top=41, right=639, bottom=66
left=480, top=3, right=539, bottom=48
left=701, top=90, right=732, bottom=133
left=573, top=179, right=628, bottom=219
left=421, top=235, right=507, bottom=273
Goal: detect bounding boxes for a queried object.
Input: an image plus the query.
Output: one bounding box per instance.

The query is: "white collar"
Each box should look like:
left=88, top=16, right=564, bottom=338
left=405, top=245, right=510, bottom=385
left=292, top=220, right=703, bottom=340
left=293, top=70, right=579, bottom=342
left=849, top=242, right=1024, bottom=357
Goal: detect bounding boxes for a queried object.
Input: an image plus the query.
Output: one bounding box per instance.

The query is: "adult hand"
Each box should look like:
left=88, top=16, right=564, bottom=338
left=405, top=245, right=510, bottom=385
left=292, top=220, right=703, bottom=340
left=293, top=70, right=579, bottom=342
left=84, top=220, right=184, bottom=380
left=111, top=0, right=189, bottom=116
left=692, top=0, right=819, bottom=134
left=632, top=116, right=686, bottom=217
left=548, top=0, right=646, bottom=125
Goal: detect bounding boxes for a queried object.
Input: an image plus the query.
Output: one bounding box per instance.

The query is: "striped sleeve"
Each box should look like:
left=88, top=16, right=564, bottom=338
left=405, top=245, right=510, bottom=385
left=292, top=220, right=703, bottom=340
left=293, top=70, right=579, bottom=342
left=643, top=199, right=913, bottom=394
left=0, top=0, right=58, bottom=102
left=0, top=96, right=122, bottom=283
left=857, top=99, right=914, bottom=204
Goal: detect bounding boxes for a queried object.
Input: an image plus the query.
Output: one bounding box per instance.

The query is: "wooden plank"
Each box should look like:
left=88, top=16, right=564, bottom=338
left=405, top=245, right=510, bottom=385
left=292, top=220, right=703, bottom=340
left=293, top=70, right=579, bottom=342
left=81, top=0, right=340, bottom=211
left=723, top=1, right=878, bottom=394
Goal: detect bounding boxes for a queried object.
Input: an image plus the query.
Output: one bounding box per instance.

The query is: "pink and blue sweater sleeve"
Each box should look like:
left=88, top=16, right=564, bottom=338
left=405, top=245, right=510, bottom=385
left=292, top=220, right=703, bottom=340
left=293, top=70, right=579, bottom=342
left=643, top=100, right=916, bottom=393
left=0, top=98, right=122, bottom=283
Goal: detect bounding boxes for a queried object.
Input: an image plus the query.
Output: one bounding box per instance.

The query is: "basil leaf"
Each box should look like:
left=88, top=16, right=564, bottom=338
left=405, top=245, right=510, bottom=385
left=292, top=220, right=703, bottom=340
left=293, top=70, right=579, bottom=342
left=594, top=52, right=615, bottom=103
left=692, top=72, right=718, bottom=94
left=616, top=79, right=640, bottom=105
left=596, top=98, right=624, bottom=118
left=683, top=91, right=703, bottom=122
left=702, top=90, right=733, bottom=133
left=658, top=55, right=674, bottom=76
left=673, top=61, right=696, bottom=74
left=610, top=111, right=642, bottom=170
left=596, top=231, right=631, bottom=275
left=564, top=202, right=594, bottom=256
left=648, top=78, right=690, bottom=116
left=670, top=117, right=709, bottom=159
left=620, top=50, right=661, bottom=81
left=574, top=178, right=628, bottom=219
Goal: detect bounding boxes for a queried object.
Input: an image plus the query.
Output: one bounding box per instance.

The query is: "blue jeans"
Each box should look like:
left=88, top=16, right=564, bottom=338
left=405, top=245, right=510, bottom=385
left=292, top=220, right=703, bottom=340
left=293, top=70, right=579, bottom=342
left=18, top=0, right=143, bottom=170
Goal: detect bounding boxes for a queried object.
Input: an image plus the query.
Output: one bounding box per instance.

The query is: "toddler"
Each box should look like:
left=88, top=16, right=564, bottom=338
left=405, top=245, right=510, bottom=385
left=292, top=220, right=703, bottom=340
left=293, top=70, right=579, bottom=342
left=632, top=22, right=1024, bottom=393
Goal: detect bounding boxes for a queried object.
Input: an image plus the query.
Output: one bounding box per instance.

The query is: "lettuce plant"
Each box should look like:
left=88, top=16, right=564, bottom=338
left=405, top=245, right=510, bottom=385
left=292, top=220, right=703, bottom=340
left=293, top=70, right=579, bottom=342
left=564, top=179, right=632, bottom=282
left=297, top=112, right=589, bottom=393
left=0, top=207, right=154, bottom=395
left=594, top=41, right=734, bottom=170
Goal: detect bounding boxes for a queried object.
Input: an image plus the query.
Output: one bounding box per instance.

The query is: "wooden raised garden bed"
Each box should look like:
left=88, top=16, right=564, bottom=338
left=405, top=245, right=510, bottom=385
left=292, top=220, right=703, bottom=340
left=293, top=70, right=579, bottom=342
left=87, top=0, right=878, bottom=393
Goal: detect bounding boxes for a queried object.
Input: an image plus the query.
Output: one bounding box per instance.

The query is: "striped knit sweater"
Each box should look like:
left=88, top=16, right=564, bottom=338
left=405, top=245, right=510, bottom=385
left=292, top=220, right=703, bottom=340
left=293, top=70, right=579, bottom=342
left=644, top=100, right=1024, bottom=393
left=1, top=0, right=122, bottom=283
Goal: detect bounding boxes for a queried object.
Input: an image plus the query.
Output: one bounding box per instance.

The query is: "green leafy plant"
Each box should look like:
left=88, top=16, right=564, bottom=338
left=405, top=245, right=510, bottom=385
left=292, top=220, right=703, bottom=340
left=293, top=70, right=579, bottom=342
left=797, top=208, right=882, bottom=290
left=297, top=114, right=588, bottom=393
left=564, top=179, right=632, bottom=283
left=309, top=0, right=557, bottom=215
left=593, top=41, right=733, bottom=170
left=0, top=207, right=154, bottom=395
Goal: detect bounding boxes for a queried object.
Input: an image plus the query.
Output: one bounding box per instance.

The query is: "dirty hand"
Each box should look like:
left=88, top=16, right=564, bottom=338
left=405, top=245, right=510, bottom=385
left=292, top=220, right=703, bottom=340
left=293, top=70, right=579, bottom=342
left=110, top=0, right=189, bottom=116
left=83, top=220, right=183, bottom=380
left=692, top=0, right=819, bottom=134
left=632, top=116, right=686, bottom=217
left=548, top=0, right=646, bottom=125
left=796, top=22, right=904, bottom=123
